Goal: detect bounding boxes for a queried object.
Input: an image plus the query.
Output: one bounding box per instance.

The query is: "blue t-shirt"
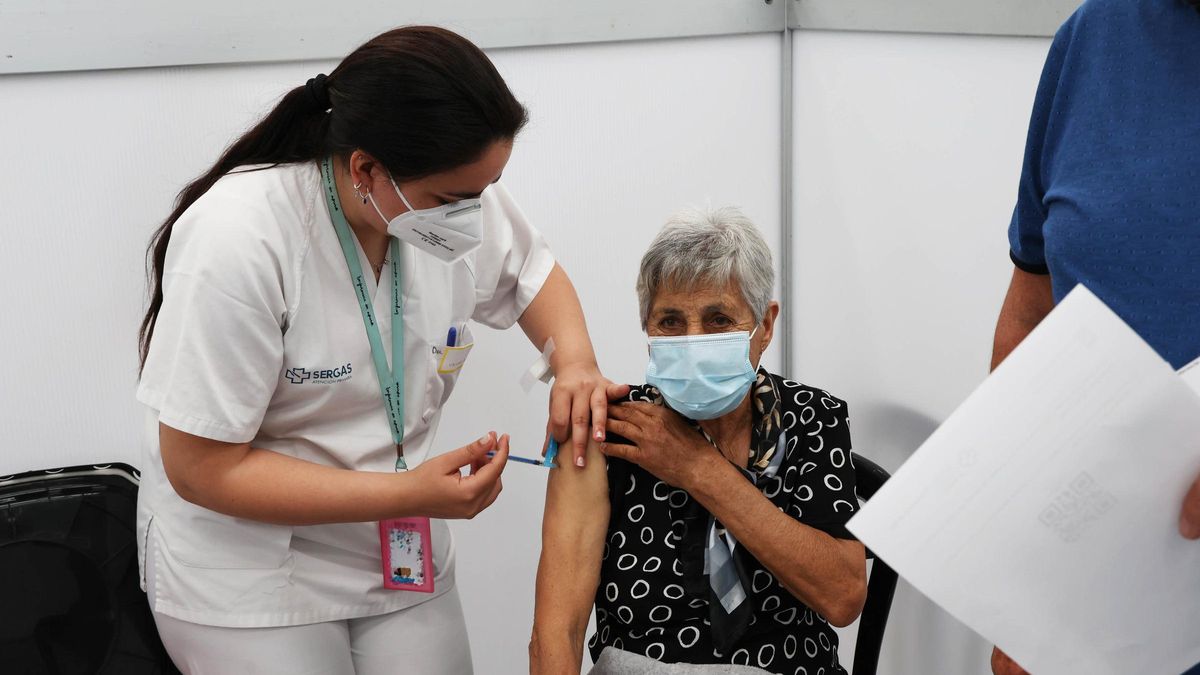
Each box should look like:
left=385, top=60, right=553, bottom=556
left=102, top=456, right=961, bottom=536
left=1009, top=0, right=1200, bottom=368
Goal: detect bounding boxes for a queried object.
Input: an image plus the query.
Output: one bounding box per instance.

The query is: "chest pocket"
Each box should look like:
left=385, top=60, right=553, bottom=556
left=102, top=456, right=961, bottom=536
left=422, top=321, right=475, bottom=423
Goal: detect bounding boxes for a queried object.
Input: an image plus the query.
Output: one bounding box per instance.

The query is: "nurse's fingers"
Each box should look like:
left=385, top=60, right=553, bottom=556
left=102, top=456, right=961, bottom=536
left=469, top=433, right=498, bottom=475
left=432, top=432, right=496, bottom=476
left=470, top=432, right=509, bottom=488
left=590, top=386, right=609, bottom=445
left=549, top=387, right=571, bottom=445
left=606, top=383, right=631, bottom=401
left=570, top=389, right=591, bottom=468
left=540, top=421, right=553, bottom=457
left=479, top=444, right=506, bottom=511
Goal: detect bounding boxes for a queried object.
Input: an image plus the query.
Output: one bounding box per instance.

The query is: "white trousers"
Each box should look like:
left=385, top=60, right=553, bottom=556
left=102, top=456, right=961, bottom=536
left=152, top=587, right=473, bottom=675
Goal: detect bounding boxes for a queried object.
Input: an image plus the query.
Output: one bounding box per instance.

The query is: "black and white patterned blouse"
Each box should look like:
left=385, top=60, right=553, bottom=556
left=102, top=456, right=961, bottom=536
left=589, top=368, right=859, bottom=674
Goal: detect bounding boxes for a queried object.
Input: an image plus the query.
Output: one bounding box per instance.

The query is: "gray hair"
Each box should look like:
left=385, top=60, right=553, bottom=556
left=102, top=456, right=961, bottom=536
left=636, top=206, right=774, bottom=328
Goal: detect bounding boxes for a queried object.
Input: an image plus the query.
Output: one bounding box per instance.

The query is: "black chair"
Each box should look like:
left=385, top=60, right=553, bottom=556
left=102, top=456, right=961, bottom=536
left=850, top=453, right=898, bottom=675
left=0, top=463, right=179, bottom=675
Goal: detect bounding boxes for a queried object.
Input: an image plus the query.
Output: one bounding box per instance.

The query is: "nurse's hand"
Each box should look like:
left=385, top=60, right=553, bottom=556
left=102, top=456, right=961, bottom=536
left=549, top=361, right=629, bottom=469
left=409, top=432, right=509, bottom=519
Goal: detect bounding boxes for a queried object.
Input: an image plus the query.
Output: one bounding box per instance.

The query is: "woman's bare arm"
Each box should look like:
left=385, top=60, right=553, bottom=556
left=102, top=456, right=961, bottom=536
left=529, top=439, right=610, bottom=674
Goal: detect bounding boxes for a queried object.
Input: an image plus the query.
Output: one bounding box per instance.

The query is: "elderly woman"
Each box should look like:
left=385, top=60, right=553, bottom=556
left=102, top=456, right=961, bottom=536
left=529, top=207, right=867, bottom=674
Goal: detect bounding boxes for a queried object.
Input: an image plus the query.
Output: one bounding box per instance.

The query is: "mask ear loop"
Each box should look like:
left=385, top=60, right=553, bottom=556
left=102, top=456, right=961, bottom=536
left=366, top=191, right=391, bottom=228
left=365, top=173, right=420, bottom=227
left=390, top=177, right=419, bottom=213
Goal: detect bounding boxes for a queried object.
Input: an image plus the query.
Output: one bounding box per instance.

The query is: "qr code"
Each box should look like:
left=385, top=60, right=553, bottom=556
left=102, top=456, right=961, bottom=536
left=1037, top=472, right=1117, bottom=543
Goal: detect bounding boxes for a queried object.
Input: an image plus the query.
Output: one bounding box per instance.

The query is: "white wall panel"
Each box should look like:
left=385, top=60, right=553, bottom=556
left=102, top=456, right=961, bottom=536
left=790, top=29, right=1051, bottom=674
left=0, top=0, right=784, bottom=75
left=0, top=32, right=782, bottom=672
left=793, top=0, right=1077, bottom=38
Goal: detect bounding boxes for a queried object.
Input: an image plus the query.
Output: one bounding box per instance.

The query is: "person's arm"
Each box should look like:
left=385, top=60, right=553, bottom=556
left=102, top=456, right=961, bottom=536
left=989, top=267, right=1053, bottom=675
left=1183, top=473, right=1200, bottom=542
left=688, top=457, right=867, bottom=627
left=991, top=267, right=1054, bottom=370
left=529, top=438, right=610, bottom=674
left=518, top=263, right=629, bottom=467
left=160, top=424, right=510, bottom=525
left=602, top=403, right=867, bottom=627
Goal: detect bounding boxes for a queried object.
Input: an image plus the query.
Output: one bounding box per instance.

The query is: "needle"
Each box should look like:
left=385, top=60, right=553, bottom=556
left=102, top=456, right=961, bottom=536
left=484, top=437, right=560, bottom=468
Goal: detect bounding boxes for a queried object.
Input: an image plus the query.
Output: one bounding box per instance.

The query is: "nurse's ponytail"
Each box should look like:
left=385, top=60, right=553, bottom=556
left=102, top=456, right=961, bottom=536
left=139, top=26, right=528, bottom=371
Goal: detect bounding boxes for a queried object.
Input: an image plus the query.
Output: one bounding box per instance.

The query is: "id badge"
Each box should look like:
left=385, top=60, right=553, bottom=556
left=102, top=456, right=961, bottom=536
left=437, top=342, right=474, bottom=374
left=379, top=517, right=435, bottom=592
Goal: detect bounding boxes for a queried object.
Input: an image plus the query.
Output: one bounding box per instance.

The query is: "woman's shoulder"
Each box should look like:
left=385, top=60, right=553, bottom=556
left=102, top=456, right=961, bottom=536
left=769, top=372, right=849, bottom=419
left=203, top=162, right=318, bottom=226
left=172, top=162, right=318, bottom=265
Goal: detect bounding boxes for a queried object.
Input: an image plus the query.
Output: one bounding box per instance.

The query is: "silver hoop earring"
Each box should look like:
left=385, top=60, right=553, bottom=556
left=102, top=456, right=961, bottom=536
left=353, top=182, right=369, bottom=204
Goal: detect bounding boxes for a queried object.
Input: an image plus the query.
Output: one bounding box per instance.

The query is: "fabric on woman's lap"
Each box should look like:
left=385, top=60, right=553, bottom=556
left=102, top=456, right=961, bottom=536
left=589, top=369, right=859, bottom=674
left=589, top=647, right=771, bottom=674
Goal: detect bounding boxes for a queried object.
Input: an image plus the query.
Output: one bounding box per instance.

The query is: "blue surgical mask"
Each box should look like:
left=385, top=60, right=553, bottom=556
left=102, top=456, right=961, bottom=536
left=645, top=329, right=758, bottom=421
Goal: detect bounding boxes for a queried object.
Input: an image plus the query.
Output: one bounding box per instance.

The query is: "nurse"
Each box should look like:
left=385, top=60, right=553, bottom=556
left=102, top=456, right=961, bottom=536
left=135, top=26, right=619, bottom=674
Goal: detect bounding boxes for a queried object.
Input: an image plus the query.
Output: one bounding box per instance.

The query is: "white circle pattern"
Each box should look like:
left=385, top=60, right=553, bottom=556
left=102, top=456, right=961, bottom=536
left=628, top=504, right=646, bottom=522
left=678, top=626, right=700, bottom=649
left=652, top=481, right=671, bottom=501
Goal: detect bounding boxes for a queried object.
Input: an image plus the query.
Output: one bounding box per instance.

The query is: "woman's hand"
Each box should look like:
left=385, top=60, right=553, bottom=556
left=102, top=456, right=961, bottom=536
left=991, top=647, right=1029, bottom=675
left=548, top=360, right=629, bottom=468
left=407, top=432, right=510, bottom=519
left=600, top=401, right=718, bottom=489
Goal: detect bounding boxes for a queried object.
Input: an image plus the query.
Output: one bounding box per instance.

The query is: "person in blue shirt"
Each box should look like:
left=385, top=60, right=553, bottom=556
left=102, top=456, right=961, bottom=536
left=990, top=1, right=1200, bottom=673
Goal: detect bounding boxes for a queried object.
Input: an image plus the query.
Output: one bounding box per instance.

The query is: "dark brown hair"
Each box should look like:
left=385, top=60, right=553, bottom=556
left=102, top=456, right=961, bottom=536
left=139, top=26, right=528, bottom=371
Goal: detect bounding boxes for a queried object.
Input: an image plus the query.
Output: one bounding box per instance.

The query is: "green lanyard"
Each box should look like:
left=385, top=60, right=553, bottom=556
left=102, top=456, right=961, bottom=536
left=320, top=157, right=408, bottom=471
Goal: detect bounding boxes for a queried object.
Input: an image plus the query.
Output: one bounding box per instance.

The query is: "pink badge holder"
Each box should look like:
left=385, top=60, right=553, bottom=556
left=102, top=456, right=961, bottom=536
left=379, top=517, right=435, bottom=592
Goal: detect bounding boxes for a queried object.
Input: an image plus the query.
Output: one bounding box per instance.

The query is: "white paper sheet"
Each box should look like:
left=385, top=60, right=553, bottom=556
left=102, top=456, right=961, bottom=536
left=847, top=286, right=1200, bottom=675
